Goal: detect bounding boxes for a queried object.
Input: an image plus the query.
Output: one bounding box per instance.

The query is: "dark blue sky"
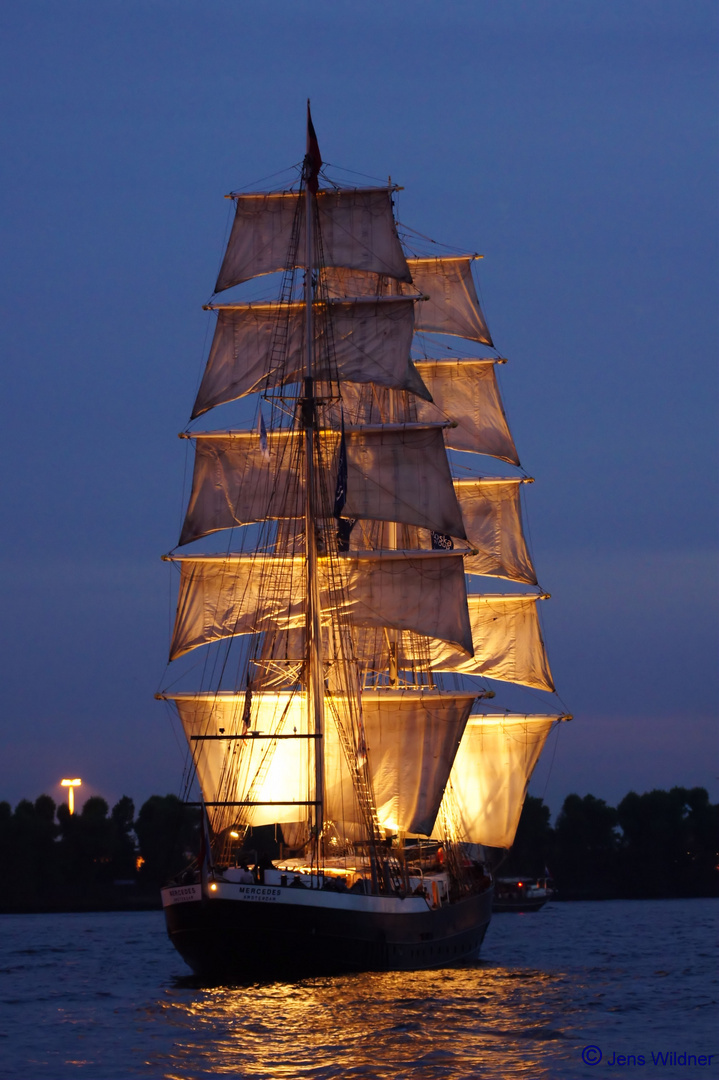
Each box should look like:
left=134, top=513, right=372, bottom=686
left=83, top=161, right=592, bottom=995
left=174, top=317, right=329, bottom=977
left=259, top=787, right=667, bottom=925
left=1, top=1, right=716, bottom=817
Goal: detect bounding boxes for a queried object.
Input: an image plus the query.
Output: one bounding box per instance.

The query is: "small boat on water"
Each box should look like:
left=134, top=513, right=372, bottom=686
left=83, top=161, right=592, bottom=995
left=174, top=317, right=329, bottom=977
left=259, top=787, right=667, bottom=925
left=157, top=105, right=569, bottom=979
left=493, top=877, right=554, bottom=913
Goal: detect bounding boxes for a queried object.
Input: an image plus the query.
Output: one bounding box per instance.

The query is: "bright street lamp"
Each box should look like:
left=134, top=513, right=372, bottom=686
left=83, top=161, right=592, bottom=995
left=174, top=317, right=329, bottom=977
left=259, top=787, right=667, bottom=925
left=61, top=778, right=82, bottom=814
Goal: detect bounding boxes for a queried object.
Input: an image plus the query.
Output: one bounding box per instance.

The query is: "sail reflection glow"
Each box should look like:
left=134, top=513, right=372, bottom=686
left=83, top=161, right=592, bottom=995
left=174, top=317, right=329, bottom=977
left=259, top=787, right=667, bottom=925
left=156, top=965, right=567, bottom=1080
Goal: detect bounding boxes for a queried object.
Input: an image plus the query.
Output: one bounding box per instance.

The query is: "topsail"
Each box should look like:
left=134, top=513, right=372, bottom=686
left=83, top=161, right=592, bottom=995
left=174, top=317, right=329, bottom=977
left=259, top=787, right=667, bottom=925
left=215, top=188, right=412, bottom=292
left=179, top=424, right=466, bottom=544
left=192, top=297, right=429, bottom=417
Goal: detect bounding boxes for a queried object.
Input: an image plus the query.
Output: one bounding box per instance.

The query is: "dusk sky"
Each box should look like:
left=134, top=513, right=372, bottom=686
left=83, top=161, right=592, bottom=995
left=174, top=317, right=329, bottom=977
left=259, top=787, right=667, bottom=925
left=1, top=1, right=716, bottom=818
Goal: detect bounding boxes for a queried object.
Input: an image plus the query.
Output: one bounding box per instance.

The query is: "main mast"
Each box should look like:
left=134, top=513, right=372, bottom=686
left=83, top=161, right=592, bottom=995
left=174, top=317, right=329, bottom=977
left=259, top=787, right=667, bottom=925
left=303, top=105, right=325, bottom=859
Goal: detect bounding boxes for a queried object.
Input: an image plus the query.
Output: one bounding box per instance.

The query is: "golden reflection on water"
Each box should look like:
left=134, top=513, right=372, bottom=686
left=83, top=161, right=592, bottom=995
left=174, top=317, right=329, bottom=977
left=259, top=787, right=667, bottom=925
left=152, top=963, right=572, bottom=1080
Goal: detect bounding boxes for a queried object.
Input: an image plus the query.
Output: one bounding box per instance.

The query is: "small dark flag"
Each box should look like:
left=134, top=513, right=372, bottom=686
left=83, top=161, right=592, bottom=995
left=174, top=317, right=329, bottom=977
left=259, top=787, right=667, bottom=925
left=334, top=423, right=347, bottom=517
left=336, top=517, right=357, bottom=552
left=333, top=419, right=354, bottom=550
left=431, top=531, right=454, bottom=550
left=305, top=101, right=322, bottom=194
left=242, top=684, right=253, bottom=732
left=258, top=411, right=269, bottom=461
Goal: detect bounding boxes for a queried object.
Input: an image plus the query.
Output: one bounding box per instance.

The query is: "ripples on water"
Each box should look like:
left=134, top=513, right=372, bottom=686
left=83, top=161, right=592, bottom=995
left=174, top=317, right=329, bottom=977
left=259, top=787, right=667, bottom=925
left=0, top=900, right=716, bottom=1079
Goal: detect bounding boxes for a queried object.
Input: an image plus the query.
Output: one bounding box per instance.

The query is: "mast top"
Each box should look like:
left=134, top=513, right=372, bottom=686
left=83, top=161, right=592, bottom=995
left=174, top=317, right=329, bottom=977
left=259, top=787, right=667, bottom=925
left=304, top=102, right=322, bottom=194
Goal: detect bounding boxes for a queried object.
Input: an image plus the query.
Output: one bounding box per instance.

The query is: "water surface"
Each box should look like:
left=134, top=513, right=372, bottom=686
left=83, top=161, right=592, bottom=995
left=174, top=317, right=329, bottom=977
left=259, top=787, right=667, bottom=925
left=0, top=900, right=716, bottom=1079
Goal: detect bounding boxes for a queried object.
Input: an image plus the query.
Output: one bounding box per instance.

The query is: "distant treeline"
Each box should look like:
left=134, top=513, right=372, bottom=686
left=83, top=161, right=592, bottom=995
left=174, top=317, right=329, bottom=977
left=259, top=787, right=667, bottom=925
left=0, top=794, right=199, bottom=913
left=0, top=786, right=717, bottom=912
left=503, top=787, right=719, bottom=900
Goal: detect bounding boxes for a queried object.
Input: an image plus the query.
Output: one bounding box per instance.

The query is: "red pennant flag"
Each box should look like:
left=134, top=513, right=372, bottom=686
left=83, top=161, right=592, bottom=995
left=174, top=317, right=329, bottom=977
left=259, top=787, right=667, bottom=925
left=305, top=101, right=322, bottom=194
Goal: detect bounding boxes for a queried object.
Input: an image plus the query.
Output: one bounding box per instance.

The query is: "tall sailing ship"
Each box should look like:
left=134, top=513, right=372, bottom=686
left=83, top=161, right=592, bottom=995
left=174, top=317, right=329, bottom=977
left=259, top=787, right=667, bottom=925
left=158, top=108, right=569, bottom=978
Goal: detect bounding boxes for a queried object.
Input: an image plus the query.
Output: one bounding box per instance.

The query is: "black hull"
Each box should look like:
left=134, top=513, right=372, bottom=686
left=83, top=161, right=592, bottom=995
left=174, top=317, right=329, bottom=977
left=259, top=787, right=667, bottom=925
left=163, top=886, right=493, bottom=979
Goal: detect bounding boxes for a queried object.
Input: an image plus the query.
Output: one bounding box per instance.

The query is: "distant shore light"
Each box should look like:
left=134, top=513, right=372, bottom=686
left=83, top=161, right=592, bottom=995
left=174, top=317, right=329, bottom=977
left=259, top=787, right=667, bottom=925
left=60, top=778, right=82, bottom=815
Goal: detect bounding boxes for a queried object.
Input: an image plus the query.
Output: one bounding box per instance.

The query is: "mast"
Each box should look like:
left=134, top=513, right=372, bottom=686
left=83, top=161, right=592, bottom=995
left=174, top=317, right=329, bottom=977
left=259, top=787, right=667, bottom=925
left=303, top=103, right=325, bottom=857
left=386, top=385, right=399, bottom=687
left=385, top=222, right=399, bottom=689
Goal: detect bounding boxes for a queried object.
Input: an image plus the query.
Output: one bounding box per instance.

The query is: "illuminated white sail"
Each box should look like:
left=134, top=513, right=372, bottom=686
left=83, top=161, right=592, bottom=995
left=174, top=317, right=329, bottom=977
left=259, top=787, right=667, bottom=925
left=414, top=360, right=519, bottom=463
left=170, top=689, right=476, bottom=839
left=328, top=359, right=519, bottom=463
left=408, top=257, right=493, bottom=344
left=402, top=594, right=554, bottom=691
left=435, top=715, right=559, bottom=848
left=321, top=257, right=492, bottom=344
left=343, top=552, right=473, bottom=655
left=172, top=692, right=312, bottom=830
left=192, top=298, right=428, bottom=417
left=239, top=591, right=552, bottom=692
left=343, top=425, right=466, bottom=537
left=167, top=551, right=474, bottom=660
left=325, top=689, right=476, bottom=836
left=179, top=430, right=306, bottom=544
left=179, top=425, right=465, bottom=545
left=215, top=188, right=411, bottom=292
left=455, top=478, right=536, bottom=583
left=412, top=478, right=536, bottom=583
left=359, top=690, right=475, bottom=836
